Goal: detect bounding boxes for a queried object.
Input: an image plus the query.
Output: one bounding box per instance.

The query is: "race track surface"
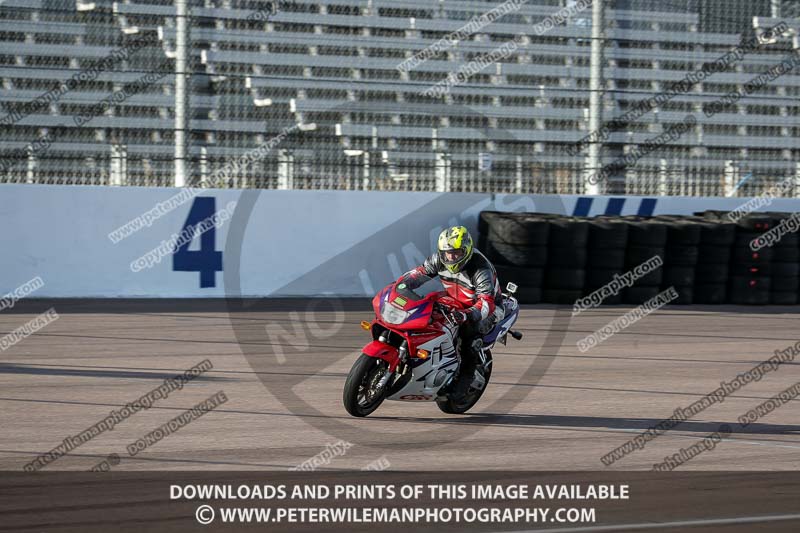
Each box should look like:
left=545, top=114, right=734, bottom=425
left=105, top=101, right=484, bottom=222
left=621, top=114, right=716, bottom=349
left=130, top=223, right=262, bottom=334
left=1, top=299, right=799, bottom=472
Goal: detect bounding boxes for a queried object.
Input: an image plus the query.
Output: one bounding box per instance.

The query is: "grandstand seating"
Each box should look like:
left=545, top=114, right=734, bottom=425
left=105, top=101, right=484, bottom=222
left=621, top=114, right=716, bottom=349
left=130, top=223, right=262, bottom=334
left=0, top=0, right=798, bottom=195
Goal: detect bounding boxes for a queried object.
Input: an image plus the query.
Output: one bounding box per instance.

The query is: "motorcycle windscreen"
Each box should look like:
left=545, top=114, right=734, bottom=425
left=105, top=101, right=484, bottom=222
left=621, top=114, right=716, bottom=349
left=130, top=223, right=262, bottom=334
left=393, top=273, right=444, bottom=302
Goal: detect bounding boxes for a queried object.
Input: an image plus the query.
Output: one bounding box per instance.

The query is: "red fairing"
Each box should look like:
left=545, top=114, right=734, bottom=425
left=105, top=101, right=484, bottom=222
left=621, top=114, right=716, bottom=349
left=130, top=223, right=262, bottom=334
left=395, top=300, right=433, bottom=330
left=362, top=340, right=401, bottom=370
left=404, top=330, right=444, bottom=354
left=372, top=285, right=390, bottom=318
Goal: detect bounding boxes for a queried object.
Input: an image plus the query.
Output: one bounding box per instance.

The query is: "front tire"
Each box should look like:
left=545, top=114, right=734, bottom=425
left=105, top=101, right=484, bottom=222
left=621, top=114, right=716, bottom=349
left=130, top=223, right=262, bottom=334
left=437, top=351, right=492, bottom=414
left=343, top=354, right=390, bottom=417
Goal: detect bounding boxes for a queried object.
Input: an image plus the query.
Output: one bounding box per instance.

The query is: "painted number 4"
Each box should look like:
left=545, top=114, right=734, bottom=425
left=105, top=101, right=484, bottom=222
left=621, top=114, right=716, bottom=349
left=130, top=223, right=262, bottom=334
left=172, top=197, right=223, bottom=288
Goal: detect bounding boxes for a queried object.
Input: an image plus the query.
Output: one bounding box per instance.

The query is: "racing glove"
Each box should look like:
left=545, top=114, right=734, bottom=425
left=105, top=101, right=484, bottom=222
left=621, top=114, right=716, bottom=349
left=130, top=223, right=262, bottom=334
left=451, top=310, right=469, bottom=324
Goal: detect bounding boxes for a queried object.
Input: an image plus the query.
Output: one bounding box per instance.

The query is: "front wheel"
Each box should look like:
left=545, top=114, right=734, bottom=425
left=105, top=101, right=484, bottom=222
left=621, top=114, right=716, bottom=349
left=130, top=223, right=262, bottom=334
left=343, top=354, right=390, bottom=417
left=437, top=351, right=493, bottom=414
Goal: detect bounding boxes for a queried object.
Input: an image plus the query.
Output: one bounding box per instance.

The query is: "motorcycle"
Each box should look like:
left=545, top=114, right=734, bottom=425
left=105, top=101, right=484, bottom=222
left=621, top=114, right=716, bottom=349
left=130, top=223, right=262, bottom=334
left=343, top=272, right=523, bottom=417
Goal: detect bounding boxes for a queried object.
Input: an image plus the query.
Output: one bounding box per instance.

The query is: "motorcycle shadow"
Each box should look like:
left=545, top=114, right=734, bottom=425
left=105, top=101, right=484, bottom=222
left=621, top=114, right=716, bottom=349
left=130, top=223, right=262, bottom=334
left=376, top=413, right=800, bottom=436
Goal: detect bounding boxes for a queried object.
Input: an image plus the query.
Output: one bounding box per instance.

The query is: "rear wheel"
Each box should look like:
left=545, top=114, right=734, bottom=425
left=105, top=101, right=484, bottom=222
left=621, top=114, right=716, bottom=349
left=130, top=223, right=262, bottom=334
left=343, top=354, right=390, bottom=417
left=437, top=351, right=493, bottom=414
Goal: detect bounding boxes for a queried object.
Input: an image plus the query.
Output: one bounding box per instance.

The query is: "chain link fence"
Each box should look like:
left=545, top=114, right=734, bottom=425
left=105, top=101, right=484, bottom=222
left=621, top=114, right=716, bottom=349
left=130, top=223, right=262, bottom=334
left=0, top=0, right=799, bottom=197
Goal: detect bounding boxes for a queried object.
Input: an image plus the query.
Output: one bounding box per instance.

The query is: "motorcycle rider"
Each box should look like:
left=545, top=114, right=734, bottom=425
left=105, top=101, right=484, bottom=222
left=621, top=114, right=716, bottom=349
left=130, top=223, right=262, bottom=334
left=410, top=226, right=502, bottom=396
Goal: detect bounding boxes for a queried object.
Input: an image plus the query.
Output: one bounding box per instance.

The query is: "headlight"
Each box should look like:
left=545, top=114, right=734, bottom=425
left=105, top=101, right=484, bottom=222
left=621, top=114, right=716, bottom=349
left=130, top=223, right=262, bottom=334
left=381, top=304, right=410, bottom=325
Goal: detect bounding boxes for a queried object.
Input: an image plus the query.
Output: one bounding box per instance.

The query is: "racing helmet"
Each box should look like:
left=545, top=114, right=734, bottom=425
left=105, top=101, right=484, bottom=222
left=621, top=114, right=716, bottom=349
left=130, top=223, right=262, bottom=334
left=437, top=226, right=474, bottom=274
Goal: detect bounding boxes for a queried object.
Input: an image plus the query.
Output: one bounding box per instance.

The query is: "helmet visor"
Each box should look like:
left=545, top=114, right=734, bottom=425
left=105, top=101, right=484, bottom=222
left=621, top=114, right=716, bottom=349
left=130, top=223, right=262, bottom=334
left=439, top=248, right=466, bottom=266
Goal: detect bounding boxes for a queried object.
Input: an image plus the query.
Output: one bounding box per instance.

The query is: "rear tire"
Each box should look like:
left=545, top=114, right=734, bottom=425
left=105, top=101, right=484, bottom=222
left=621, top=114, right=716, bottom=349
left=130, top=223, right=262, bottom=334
left=437, top=351, right=493, bottom=414
left=343, top=354, right=389, bottom=417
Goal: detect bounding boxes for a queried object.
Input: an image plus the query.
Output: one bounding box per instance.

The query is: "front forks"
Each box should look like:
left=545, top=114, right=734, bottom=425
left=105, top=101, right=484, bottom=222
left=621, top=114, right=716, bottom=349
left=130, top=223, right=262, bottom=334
left=375, top=340, right=408, bottom=391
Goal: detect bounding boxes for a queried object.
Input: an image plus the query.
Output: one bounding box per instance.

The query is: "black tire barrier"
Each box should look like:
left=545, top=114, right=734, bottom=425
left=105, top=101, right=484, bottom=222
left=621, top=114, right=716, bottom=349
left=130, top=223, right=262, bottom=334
left=663, top=266, right=695, bottom=287
left=544, top=268, right=586, bottom=291
left=480, top=209, right=800, bottom=305
left=478, top=211, right=540, bottom=235
left=770, top=291, right=798, bottom=305
left=772, top=262, right=800, bottom=278
left=773, top=246, right=800, bottom=263
left=733, top=215, right=775, bottom=232
left=731, top=246, right=772, bottom=263
left=477, top=232, right=487, bottom=252
left=586, top=267, right=631, bottom=288
left=588, top=219, right=629, bottom=249
left=478, top=211, right=505, bottom=237
left=697, top=245, right=731, bottom=264
left=771, top=233, right=799, bottom=248
left=548, top=246, right=587, bottom=267
left=631, top=267, right=663, bottom=287
left=549, top=218, right=590, bottom=247
left=665, top=245, right=699, bottom=266
left=495, top=264, right=544, bottom=287
left=622, top=217, right=668, bottom=247
left=485, top=240, right=547, bottom=267
left=694, top=284, right=727, bottom=304
left=514, top=286, right=542, bottom=304
left=583, top=287, right=624, bottom=305
left=623, top=285, right=661, bottom=304
left=488, top=215, right=549, bottom=246
left=734, top=232, right=765, bottom=248
left=695, top=263, right=729, bottom=282
left=772, top=276, right=800, bottom=292
left=587, top=249, right=627, bottom=269
left=670, top=286, right=694, bottom=305
left=729, top=262, right=771, bottom=277
left=699, top=221, right=736, bottom=246
left=626, top=245, right=666, bottom=266
left=660, top=220, right=702, bottom=246
left=543, top=289, right=583, bottom=304
left=729, top=276, right=771, bottom=305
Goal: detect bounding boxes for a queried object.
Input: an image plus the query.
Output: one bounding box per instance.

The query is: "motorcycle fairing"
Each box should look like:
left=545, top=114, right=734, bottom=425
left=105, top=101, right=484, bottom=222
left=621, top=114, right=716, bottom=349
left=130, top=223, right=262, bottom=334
left=361, top=340, right=401, bottom=371
left=385, top=337, right=459, bottom=401
left=482, top=297, right=520, bottom=349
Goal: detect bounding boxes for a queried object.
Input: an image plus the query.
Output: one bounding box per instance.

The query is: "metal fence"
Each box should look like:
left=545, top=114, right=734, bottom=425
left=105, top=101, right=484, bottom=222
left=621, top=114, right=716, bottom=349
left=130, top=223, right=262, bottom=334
left=0, top=0, right=799, bottom=197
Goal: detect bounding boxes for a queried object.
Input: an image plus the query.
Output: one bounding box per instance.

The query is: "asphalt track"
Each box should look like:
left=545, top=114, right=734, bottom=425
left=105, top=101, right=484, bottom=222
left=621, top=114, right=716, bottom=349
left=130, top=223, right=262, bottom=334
left=1, top=299, right=799, bottom=473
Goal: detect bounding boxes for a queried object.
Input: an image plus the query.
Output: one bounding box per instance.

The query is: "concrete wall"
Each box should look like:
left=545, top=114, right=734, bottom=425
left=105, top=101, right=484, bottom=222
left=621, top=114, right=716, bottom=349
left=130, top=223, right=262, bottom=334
left=2, top=184, right=798, bottom=297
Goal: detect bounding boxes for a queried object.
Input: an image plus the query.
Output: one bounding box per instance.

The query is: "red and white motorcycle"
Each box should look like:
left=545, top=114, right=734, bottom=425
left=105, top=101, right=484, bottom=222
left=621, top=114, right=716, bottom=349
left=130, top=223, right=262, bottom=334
left=343, top=272, right=522, bottom=417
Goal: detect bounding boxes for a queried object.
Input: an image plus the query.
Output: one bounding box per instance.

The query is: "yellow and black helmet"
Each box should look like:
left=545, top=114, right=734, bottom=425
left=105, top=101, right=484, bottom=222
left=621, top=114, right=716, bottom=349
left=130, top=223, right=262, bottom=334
left=437, top=226, right=474, bottom=274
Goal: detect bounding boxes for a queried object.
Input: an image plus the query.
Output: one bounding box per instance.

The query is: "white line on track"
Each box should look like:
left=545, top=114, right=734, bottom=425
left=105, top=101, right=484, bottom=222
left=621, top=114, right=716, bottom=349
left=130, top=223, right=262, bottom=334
left=508, top=512, right=800, bottom=532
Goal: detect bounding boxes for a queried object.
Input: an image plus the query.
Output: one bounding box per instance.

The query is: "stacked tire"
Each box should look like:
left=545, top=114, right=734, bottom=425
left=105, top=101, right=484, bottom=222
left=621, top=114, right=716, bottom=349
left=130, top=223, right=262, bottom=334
left=729, top=215, right=772, bottom=305
left=584, top=217, right=629, bottom=303
left=657, top=217, right=700, bottom=304
left=545, top=217, right=589, bottom=304
left=482, top=212, right=548, bottom=304
left=694, top=217, right=735, bottom=304
left=481, top=209, right=800, bottom=306
left=765, top=212, right=799, bottom=305
left=620, top=216, right=667, bottom=304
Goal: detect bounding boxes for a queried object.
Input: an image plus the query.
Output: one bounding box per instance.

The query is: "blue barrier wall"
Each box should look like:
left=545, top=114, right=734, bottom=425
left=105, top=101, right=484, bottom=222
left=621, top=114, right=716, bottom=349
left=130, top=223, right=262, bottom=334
left=2, top=184, right=797, bottom=297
